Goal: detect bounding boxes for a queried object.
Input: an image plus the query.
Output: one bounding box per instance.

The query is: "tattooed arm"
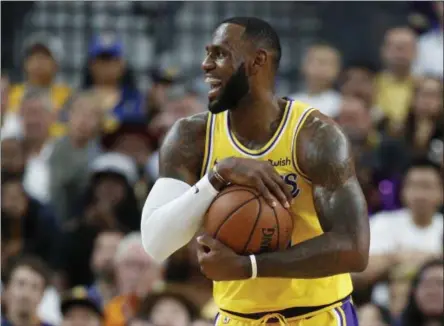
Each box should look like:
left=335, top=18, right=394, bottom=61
left=159, top=113, right=207, bottom=183
left=256, top=111, right=370, bottom=278
left=141, top=113, right=223, bottom=263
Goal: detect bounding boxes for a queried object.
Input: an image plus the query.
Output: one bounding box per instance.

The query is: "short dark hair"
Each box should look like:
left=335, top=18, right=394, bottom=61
left=406, top=157, right=441, bottom=176
left=3, top=255, right=51, bottom=289
left=138, top=291, right=200, bottom=321
left=219, top=16, right=282, bottom=70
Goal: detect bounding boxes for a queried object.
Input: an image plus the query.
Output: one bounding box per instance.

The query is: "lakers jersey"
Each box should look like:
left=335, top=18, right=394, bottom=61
left=200, top=100, right=353, bottom=313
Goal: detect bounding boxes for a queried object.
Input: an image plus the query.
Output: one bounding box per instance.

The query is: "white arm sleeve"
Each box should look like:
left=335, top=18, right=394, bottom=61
left=140, top=175, right=219, bottom=263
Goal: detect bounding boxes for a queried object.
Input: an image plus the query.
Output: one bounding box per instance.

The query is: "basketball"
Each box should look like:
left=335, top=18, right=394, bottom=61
left=204, top=185, right=294, bottom=255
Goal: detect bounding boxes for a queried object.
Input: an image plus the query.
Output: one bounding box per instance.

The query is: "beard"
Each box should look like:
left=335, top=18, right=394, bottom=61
left=208, top=63, right=250, bottom=114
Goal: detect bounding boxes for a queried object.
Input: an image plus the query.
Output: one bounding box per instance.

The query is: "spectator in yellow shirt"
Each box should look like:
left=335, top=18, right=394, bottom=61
left=8, top=33, right=71, bottom=137
left=376, top=27, right=418, bottom=135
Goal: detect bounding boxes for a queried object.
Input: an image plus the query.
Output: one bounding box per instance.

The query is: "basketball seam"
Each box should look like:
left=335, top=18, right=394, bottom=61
left=243, top=195, right=262, bottom=254
left=213, top=188, right=258, bottom=202
left=213, top=196, right=258, bottom=239
left=272, top=206, right=280, bottom=250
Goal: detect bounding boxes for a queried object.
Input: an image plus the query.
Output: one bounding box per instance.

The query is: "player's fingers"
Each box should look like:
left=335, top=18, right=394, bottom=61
left=262, top=173, right=289, bottom=208
left=197, top=234, right=219, bottom=249
left=253, top=177, right=277, bottom=207
left=269, top=172, right=293, bottom=205
left=196, top=243, right=209, bottom=263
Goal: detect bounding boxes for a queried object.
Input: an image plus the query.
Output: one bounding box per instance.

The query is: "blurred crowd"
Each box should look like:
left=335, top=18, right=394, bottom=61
left=1, top=2, right=443, bottom=326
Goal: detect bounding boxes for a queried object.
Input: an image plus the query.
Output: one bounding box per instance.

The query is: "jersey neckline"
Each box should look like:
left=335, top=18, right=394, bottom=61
left=225, top=99, right=292, bottom=156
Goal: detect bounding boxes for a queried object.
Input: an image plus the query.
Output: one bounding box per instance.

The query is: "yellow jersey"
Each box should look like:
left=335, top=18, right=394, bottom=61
left=8, top=83, right=72, bottom=138
left=375, top=72, right=414, bottom=125
left=200, top=99, right=353, bottom=313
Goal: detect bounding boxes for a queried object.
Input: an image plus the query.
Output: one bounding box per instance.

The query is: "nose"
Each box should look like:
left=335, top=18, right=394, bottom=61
left=201, top=55, right=216, bottom=73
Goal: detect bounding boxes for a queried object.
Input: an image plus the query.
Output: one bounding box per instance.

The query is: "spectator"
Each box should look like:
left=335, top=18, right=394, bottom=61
left=400, top=76, right=443, bottom=166
left=145, top=66, right=180, bottom=120
left=1, top=75, right=22, bottom=139
left=137, top=291, right=200, bottom=326
left=375, top=27, right=417, bottom=133
left=104, top=232, right=165, bottom=326
left=87, top=152, right=141, bottom=231
left=414, top=2, right=444, bottom=78
left=1, top=174, right=59, bottom=266
left=1, top=135, right=25, bottom=178
left=289, top=43, right=342, bottom=117
left=20, top=88, right=56, bottom=204
left=61, top=286, right=103, bottom=326
left=354, top=158, right=443, bottom=307
left=0, top=71, right=22, bottom=137
left=357, top=303, right=391, bottom=326
left=336, top=95, right=382, bottom=212
left=388, top=265, right=416, bottom=323
left=82, top=34, right=145, bottom=132
left=339, top=61, right=384, bottom=123
left=1, top=71, right=9, bottom=119
left=400, top=259, right=444, bottom=326
left=146, top=85, right=205, bottom=180
left=53, top=153, right=140, bottom=288
left=7, top=33, right=71, bottom=137
left=1, top=256, right=54, bottom=326
left=49, top=90, right=103, bottom=222
left=88, top=229, right=124, bottom=308
left=336, top=95, right=406, bottom=213
left=101, top=123, right=156, bottom=205
left=166, top=240, right=213, bottom=309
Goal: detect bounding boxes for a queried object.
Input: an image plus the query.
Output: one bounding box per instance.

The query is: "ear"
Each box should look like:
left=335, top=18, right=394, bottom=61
left=250, top=49, right=268, bottom=75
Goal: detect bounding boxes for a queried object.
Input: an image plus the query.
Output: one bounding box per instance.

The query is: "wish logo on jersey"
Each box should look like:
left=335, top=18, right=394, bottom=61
left=268, top=157, right=291, bottom=167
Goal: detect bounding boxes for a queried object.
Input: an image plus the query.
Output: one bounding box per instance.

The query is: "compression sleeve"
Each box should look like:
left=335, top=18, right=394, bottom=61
left=140, top=175, right=219, bottom=263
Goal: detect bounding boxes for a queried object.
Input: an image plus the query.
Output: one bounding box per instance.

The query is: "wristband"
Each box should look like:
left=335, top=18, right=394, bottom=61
left=213, top=164, right=231, bottom=186
left=249, top=255, right=257, bottom=279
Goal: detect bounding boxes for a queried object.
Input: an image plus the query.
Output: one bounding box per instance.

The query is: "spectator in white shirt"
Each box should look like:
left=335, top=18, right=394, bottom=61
left=289, top=43, right=342, bottom=117
left=353, top=158, right=443, bottom=306
left=414, top=2, right=444, bottom=78
left=20, top=88, right=55, bottom=204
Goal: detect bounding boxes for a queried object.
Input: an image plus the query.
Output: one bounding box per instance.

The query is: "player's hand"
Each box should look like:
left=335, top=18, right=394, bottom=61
left=214, top=157, right=293, bottom=208
left=196, top=234, right=251, bottom=281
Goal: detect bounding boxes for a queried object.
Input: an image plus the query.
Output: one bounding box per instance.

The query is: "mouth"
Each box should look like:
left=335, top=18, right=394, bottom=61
left=205, top=77, right=222, bottom=100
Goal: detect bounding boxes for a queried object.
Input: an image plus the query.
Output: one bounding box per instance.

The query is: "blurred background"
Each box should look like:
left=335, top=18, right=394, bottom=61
left=1, top=1, right=443, bottom=326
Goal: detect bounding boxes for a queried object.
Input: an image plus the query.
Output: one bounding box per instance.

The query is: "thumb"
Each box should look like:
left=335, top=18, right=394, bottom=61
left=197, top=234, right=219, bottom=249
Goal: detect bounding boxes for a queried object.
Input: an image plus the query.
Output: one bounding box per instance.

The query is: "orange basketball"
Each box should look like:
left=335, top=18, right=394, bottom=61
left=204, top=185, right=293, bottom=255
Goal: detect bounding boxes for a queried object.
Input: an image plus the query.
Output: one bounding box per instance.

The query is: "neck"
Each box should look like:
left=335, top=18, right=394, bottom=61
left=411, top=210, right=435, bottom=228
left=228, top=90, right=281, bottom=145
left=7, top=310, right=36, bottom=326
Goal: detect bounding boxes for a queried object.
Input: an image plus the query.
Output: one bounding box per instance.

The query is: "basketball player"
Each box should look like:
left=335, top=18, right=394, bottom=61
left=141, top=17, right=369, bottom=325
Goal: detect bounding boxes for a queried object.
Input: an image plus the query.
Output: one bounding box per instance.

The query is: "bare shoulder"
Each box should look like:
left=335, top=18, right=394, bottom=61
left=159, top=112, right=209, bottom=184
left=296, top=110, right=354, bottom=187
